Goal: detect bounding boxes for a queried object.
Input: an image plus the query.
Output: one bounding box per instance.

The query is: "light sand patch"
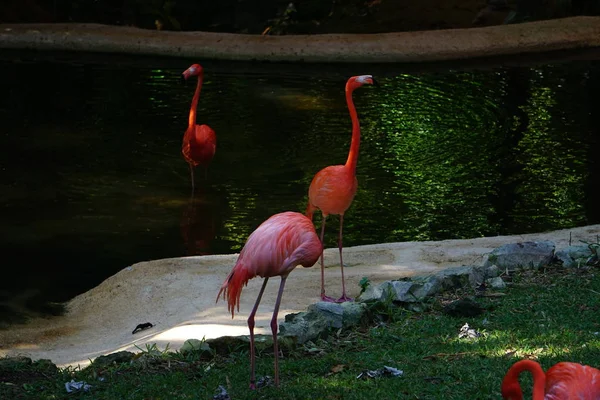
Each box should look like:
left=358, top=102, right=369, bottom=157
left=1, top=224, right=598, bottom=368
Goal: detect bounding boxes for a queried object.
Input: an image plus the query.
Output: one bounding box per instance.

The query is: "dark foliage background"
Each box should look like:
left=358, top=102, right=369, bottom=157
left=1, top=0, right=600, bottom=35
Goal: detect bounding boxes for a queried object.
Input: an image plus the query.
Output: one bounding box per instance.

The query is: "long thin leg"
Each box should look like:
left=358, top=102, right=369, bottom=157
left=337, top=214, right=353, bottom=302
left=319, top=214, right=336, bottom=302
left=248, top=277, right=269, bottom=390
left=271, top=275, right=288, bottom=387
left=189, top=164, right=195, bottom=194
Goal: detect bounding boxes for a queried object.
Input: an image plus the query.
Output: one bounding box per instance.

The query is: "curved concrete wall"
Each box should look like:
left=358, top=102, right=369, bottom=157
left=1, top=17, right=600, bottom=63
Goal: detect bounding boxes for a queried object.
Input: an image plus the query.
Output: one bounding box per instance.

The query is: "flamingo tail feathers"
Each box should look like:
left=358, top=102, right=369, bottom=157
left=216, top=262, right=254, bottom=318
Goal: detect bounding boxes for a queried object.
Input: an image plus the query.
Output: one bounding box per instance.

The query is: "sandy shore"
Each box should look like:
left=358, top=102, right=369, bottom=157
left=0, top=224, right=598, bottom=368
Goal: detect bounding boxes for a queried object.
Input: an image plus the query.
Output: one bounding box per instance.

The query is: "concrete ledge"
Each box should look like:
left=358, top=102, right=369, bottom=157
left=1, top=17, right=600, bottom=63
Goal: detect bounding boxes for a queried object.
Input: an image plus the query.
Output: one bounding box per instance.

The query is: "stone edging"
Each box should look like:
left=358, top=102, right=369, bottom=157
left=1, top=17, right=600, bottom=63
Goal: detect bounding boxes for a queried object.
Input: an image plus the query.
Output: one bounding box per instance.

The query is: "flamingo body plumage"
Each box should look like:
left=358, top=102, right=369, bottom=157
left=181, top=63, right=216, bottom=191
left=307, top=165, right=358, bottom=216
left=182, top=124, right=216, bottom=169
left=216, top=211, right=322, bottom=388
left=501, top=359, right=600, bottom=400
left=306, top=75, right=376, bottom=302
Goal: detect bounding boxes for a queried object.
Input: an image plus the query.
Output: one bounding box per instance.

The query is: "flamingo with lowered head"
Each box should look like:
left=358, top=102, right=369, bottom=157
left=216, top=211, right=322, bottom=388
left=501, top=359, right=600, bottom=399
left=181, top=63, right=216, bottom=192
left=305, top=74, right=377, bottom=302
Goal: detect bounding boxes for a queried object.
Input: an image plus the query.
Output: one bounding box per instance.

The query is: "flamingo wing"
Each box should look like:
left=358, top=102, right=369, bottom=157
left=239, top=212, right=322, bottom=278
left=187, top=124, right=216, bottom=166
left=308, top=165, right=358, bottom=215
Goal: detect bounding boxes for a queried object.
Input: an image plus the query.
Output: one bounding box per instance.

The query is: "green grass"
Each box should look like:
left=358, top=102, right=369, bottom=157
left=3, top=266, right=600, bottom=399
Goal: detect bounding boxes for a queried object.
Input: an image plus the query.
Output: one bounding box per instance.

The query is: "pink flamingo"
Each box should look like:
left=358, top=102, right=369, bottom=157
left=181, top=63, right=216, bottom=192
left=501, top=359, right=600, bottom=399
left=216, top=211, right=322, bottom=388
left=305, top=75, right=377, bottom=302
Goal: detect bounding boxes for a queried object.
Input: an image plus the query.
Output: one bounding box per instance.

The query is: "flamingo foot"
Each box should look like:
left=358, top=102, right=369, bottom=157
left=336, top=295, right=354, bottom=303
left=321, top=294, right=338, bottom=302
left=249, top=382, right=256, bottom=390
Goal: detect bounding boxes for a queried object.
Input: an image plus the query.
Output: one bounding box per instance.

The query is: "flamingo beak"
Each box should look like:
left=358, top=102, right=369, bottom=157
left=372, top=78, right=380, bottom=87
left=180, top=74, right=187, bottom=84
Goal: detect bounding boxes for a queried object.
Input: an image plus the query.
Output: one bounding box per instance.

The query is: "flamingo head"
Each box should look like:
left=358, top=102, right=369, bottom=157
left=347, top=75, right=378, bottom=91
left=181, top=64, right=204, bottom=83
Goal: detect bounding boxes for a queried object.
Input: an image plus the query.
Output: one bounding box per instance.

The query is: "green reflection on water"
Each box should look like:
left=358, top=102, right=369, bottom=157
left=511, top=66, right=589, bottom=232
left=0, top=58, right=598, bottom=309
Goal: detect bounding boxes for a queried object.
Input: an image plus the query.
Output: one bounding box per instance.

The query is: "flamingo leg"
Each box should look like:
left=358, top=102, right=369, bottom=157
left=271, top=275, right=288, bottom=388
left=319, top=214, right=336, bottom=302
left=337, top=214, right=353, bottom=302
left=247, top=277, right=269, bottom=390
left=189, top=164, right=196, bottom=194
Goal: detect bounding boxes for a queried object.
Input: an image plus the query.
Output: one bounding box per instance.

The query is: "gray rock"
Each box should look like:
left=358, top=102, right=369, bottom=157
left=418, top=265, right=484, bottom=294
left=389, top=280, right=419, bottom=302
left=484, top=264, right=501, bottom=278
left=435, top=266, right=480, bottom=289
left=410, top=277, right=441, bottom=300
left=340, top=301, right=368, bottom=327
left=360, top=266, right=489, bottom=305
left=309, top=302, right=344, bottom=329
left=357, top=281, right=389, bottom=302
left=308, top=301, right=367, bottom=329
left=205, top=336, right=249, bottom=355
left=486, top=276, right=506, bottom=289
left=555, top=245, right=593, bottom=268
left=92, top=351, right=135, bottom=368
left=484, top=241, right=555, bottom=270
left=358, top=280, right=423, bottom=303
left=468, top=266, right=487, bottom=287
left=180, top=338, right=211, bottom=355
left=279, top=310, right=331, bottom=344
left=205, top=335, right=294, bottom=355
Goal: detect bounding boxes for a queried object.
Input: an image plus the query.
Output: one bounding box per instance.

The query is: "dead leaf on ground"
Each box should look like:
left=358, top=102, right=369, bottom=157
left=325, top=364, right=345, bottom=377
left=331, top=364, right=345, bottom=373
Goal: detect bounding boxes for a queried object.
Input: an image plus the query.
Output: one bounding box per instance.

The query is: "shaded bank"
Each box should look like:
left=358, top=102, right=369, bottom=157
left=1, top=17, right=600, bottom=63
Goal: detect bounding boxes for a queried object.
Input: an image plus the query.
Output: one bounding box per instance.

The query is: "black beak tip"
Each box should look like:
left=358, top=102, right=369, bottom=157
left=180, top=75, right=186, bottom=84
left=372, top=78, right=380, bottom=87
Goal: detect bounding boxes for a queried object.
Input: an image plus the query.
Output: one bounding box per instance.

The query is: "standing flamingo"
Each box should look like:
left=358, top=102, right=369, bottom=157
left=181, top=63, right=216, bottom=192
left=501, top=359, right=600, bottom=399
left=216, top=211, right=322, bottom=388
left=305, top=75, right=377, bottom=302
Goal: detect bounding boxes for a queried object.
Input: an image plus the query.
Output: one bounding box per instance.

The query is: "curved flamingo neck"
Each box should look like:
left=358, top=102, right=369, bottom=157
left=344, top=84, right=360, bottom=174
left=188, top=73, right=204, bottom=129
left=504, top=360, right=546, bottom=400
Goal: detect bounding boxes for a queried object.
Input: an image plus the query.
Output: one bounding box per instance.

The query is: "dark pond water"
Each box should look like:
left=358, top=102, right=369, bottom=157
left=1, top=51, right=599, bottom=322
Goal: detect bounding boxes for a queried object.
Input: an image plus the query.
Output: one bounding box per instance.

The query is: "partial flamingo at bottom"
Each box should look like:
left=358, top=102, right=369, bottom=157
left=501, top=359, right=600, bottom=400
